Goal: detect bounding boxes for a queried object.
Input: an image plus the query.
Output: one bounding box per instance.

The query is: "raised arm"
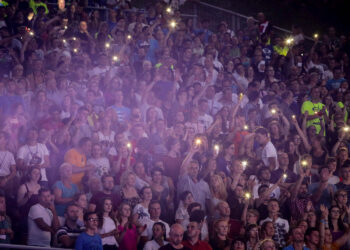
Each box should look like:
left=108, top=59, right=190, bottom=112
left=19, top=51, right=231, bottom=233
left=179, top=143, right=198, bottom=176
left=291, top=116, right=311, bottom=152
left=290, top=171, right=305, bottom=201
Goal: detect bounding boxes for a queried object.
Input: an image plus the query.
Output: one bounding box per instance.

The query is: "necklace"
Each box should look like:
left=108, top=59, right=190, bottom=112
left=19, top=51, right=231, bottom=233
left=27, top=144, right=38, bottom=156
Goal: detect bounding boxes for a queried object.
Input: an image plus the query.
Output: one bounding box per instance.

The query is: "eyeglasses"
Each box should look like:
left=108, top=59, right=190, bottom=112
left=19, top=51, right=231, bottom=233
left=338, top=194, right=347, bottom=198
left=88, top=218, right=99, bottom=222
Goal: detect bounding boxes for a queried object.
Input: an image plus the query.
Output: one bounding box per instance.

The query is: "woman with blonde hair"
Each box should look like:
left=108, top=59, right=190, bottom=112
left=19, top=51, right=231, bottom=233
left=119, top=170, right=140, bottom=209
left=209, top=174, right=228, bottom=217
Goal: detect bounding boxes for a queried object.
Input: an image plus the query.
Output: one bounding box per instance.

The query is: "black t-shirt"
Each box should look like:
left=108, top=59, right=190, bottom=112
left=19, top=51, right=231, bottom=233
left=89, top=191, right=120, bottom=211
left=159, top=243, right=191, bottom=250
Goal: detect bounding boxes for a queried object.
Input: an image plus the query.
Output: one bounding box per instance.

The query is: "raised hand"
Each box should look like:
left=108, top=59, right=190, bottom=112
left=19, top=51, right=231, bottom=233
left=320, top=204, right=329, bottom=219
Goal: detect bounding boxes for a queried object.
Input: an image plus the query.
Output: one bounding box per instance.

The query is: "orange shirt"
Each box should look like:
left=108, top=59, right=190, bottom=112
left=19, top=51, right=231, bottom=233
left=322, top=243, right=340, bottom=250
left=64, top=148, right=86, bottom=186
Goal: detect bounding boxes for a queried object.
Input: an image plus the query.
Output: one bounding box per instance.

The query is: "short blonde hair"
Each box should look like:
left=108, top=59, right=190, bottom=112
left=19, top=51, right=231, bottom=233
left=120, top=170, right=136, bottom=187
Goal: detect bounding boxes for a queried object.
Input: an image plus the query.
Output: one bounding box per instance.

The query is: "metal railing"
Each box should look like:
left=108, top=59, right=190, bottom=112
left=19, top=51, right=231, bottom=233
left=180, top=1, right=314, bottom=47
left=0, top=243, right=73, bottom=249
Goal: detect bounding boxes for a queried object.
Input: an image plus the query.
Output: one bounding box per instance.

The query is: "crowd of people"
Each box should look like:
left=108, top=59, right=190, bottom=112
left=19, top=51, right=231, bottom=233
left=1, top=0, right=350, bottom=249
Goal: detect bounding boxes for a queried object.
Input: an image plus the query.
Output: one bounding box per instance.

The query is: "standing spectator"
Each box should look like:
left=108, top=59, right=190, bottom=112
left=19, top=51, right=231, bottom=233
left=160, top=223, right=190, bottom=250
left=75, top=212, right=103, bottom=250
left=182, top=219, right=212, bottom=250
left=27, top=188, right=60, bottom=247
left=116, top=202, right=145, bottom=250
left=336, top=161, right=350, bottom=202
left=0, top=193, right=13, bottom=244
left=178, top=146, right=211, bottom=210
left=308, top=166, right=337, bottom=209
left=143, top=222, right=169, bottom=250
left=97, top=198, right=118, bottom=250
left=255, top=127, right=278, bottom=170
left=55, top=204, right=85, bottom=248
left=0, top=132, right=16, bottom=197
left=260, top=199, right=289, bottom=248
left=53, top=163, right=79, bottom=218
left=64, top=137, right=93, bottom=188
left=89, top=174, right=119, bottom=212
left=17, top=128, right=50, bottom=186
left=282, top=227, right=310, bottom=250
left=133, top=186, right=153, bottom=223
left=209, top=219, right=231, bottom=250
left=141, top=200, right=170, bottom=241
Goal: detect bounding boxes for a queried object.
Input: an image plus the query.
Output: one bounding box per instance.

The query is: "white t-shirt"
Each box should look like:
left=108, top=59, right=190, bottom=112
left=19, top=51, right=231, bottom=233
left=141, top=218, right=170, bottom=240
left=98, top=131, right=115, bottom=144
left=260, top=217, right=289, bottom=247
left=261, top=141, right=278, bottom=169
left=133, top=204, right=150, bottom=222
left=87, top=157, right=110, bottom=178
left=135, top=176, right=150, bottom=191
left=98, top=216, right=118, bottom=246
left=143, top=239, right=169, bottom=250
left=198, top=114, right=213, bottom=131
left=17, top=143, right=50, bottom=181
left=0, top=150, right=15, bottom=176
left=28, top=203, right=53, bottom=247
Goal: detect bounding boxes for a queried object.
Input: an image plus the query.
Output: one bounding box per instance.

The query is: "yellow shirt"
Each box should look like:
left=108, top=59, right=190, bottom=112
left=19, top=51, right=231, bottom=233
left=273, top=45, right=289, bottom=56
left=29, top=0, right=49, bottom=14
left=301, top=100, right=327, bottom=134
left=64, top=148, right=86, bottom=186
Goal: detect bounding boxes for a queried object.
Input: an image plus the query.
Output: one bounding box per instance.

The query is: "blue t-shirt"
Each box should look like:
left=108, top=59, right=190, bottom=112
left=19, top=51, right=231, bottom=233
left=52, top=181, right=78, bottom=216
left=110, top=105, right=131, bottom=124
left=145, top=38, right=159, bottom=65
left=75, top=232, right=102, bottom=250
left=283, top=245, right=310, bottom=250
left=326, top=78, right=345, bottom=90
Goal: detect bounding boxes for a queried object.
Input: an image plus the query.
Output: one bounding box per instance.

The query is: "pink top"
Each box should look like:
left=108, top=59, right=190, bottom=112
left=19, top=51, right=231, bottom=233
left=117, top=224, right=138, bottom=250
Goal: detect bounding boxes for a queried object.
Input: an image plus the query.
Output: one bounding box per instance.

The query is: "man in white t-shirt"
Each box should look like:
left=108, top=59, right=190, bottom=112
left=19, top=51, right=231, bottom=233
left=260, top=199, right=289, bottom=248
left=17, top=128, right=50, bottom=184
left=255, top=127, right=278, bottom=171
left=140, top=201, right=170, bottom=241
left=197, top=99, right=213, bottom=131
left=28, top=188, right=60, bottom=247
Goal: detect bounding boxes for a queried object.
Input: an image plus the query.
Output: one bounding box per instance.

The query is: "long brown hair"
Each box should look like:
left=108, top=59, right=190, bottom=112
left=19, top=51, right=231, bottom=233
left=117, top=202, right=133, bottom=229
left=96, top=197, right=113, bottom=229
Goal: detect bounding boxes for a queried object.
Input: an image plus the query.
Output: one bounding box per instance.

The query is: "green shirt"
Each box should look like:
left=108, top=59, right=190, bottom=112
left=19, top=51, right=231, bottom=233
left=29, top=0, right=49, bottom=14
left=301, top=100, right=327, bottom=134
